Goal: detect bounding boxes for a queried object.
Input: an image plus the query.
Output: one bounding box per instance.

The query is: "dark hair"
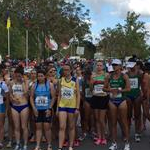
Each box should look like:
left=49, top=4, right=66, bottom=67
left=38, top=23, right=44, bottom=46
left=84, top=67, right=92, bottom=80
left=36, top=69, right=47, bottom=90
left=128, top=58, right=136, bottom=62
left=136, top=61, right=143, bottom=69
left=14, top=66, right=24, bottom=75
left=37, top=69, right=46, bottom=76
left=144, top=62, right=150, bottom=71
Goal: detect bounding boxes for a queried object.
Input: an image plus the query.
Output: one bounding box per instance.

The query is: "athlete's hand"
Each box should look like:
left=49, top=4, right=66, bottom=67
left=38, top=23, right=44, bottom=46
left=110, top=88, right=119, bottom=95
left=12, top=99, right=20, bottom=105
left=33, top=108, right=38, bottom=117
left=46, top=109, right=52, bottom=117
left=75, top=109, right=80, bottom=115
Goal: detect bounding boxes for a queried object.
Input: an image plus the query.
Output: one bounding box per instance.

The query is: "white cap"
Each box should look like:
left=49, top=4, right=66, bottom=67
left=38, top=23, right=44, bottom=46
left=107, top=65, right=114, bottom=72
left=112, top=59, right=122, bottom=65
left=126, top=62, right=136, bottom=68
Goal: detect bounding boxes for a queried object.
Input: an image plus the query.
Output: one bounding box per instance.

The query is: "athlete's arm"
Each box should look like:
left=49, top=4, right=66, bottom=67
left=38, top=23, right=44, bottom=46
left=49, top=82, right=56, bottom=109
left=76, top=78, right=80, bottom=109
left=103, top=74, right=111, bottom=92
left=30, top=83, right=38, bottom=117
left=3, top=82, right=9, bottom=111
left=121, top=74, right=131, bottom=92
left=142, top=73, right=149, bottom=100
left=89, top=74, right=94, bottom=93
left=57, top=79, right=61, bottom=110
left=146, top=75, right=150, bottom=101
left=23, top=81, right=29, bottom=99
left=9, top=81, right=17, bottom=103
left=30, top=84, right=36, bottom=110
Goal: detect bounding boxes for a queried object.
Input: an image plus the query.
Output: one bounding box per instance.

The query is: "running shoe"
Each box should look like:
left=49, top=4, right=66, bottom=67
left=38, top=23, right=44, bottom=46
left=93, top=136, right=99, bottom=141
left=6, top=141, right=12, bottom=148
left=124, top=143, right=130, bottom=150
left=33, top=146, right=41, bottom=150
left=14, top=144, right=21, bottom=150
left=63, top=140, right=68, bottom=147
left=47, top=144, right=52, bottom=150
left=42, top=136, right=46, bottom=142
left=22, top=145, right=28, bottom=150
left=135, top=134, right=141, bottom=142
left=101, top=139, right=107, bottom=145
left=68, top=147, right=73, bottom=150
left=74, top=140, right=80, bottom=147
left=0, top=143, right=4, bottom=149
left=94, top=139, right=101, bottom=145
left=109, top=142, right=117, bottom=150
left=29, top=136, right=36, bottom=142
left=78, top=133, right=87, bottom=141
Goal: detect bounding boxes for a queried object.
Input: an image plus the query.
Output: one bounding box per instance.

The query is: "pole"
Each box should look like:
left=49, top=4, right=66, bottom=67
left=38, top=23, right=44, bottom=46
left=26, top=29, right=29, bottom=68
left=8, top=28, right=10, bottom=56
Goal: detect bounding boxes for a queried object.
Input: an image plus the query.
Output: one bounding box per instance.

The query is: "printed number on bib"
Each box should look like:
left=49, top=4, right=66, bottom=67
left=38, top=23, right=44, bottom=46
left=85, top=88, right=92, bottom=98
left=130, top=78, right=138, bottom=89
left=110, top=88, right=122, bottom=98
left=12, top=85, right=23, bottom=96
left=94, top=84, right=104, bottom=94
left=35, top=96, right=48, bottom=107
left=61, top=87, right=74, bottom=100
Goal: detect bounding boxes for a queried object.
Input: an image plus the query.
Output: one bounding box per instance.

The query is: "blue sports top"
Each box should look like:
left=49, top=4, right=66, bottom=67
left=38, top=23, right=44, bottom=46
left=34, top=80, right=51, bottom=110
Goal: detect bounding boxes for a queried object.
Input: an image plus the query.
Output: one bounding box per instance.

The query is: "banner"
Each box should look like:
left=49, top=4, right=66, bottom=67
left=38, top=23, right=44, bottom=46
left=76, top=46, right=84, bottom=55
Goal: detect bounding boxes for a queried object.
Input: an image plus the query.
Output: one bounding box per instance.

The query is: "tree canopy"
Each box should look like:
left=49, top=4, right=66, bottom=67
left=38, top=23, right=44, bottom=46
left=97, top=12, right=150, bottom=59
left=0, top=0, right=91, bottom=59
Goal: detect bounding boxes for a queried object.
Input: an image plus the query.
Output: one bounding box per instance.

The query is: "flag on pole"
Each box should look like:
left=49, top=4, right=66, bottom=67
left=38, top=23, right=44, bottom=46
left=7, top=17, right=11, bottom=29
left=60, top=43, right=70, bottom=50
left=45, top=35, right=58, bottom=51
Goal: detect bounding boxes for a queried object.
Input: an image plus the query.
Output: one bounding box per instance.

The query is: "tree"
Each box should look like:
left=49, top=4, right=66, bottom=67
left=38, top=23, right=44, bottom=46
left=0, top=0, right=91, bottom=59
left=98, top=12, right=150, bottom=59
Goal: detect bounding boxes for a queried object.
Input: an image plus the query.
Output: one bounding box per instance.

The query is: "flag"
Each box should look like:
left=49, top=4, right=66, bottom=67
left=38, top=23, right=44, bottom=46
left=7, top=17, right=11, bottom=29
left=45, top=36, right=58, bottom=51
left=69, top=37, right=74, bottom=44
left=60, top=43, right=70, bottom=50
left=69, top=35, right=79, bottom=44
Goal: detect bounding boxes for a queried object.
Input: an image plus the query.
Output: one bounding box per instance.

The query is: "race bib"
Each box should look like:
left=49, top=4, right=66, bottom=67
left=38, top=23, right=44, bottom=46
left=93, top=84, right=104, bottom=94
left=35, top=96, right=48, bottom=107
left=85, top=88, right=92, bottom=98
left=130, top=78, right=138, bottom=89
left=61, top=87, right=74, bottom=100
left=12, top=84, right=23, bottom=96
left=110, top=88, right=122, bottom=98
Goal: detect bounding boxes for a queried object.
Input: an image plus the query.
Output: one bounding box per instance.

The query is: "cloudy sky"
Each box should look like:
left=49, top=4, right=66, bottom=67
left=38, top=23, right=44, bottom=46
left=67, top=0, right=150, bottom=42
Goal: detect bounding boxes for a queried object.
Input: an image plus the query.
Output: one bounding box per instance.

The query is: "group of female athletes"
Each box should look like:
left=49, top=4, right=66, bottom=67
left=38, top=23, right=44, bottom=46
left=0, top=58, right=150, bottom=150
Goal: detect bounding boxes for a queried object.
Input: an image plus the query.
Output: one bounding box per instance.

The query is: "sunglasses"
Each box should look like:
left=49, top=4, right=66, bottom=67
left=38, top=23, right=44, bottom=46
left=112, top=64, right=119, bottom=66
left=49, top=70, right=56, bottom=73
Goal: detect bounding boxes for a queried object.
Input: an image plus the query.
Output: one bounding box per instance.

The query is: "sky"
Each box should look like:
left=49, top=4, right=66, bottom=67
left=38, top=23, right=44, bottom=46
left=66, top=0, right=150, bottom=43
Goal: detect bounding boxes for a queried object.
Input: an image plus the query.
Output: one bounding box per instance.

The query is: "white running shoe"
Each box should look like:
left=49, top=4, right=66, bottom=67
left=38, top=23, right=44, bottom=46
left=22, top=145, right=28, bottom=150
left=124, top=143, right=130, bottom=150
left=135, top=134, right=141, bottom=142
left=14, top=144, right=21, bottom=150
left=109, top=142, right=117, bottom=150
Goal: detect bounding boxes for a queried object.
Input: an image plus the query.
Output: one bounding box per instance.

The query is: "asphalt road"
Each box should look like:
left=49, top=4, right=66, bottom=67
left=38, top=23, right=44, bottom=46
left=3, top=122, right=150, bottom=150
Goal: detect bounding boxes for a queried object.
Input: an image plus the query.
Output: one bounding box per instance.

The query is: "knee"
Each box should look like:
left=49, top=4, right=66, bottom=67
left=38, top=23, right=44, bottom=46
left=69, top=124, right=75, bottom=131
left=22, top=125, right=28, bottom=131
left=134, top=114, right=141, bottom=120
left=111, top=121, right=117, bottom=127
left=59, top=125, right=66, bottom=131
left=15, top=126, right=20, bottom=132
left=36, top=126, right=42, bottom=131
